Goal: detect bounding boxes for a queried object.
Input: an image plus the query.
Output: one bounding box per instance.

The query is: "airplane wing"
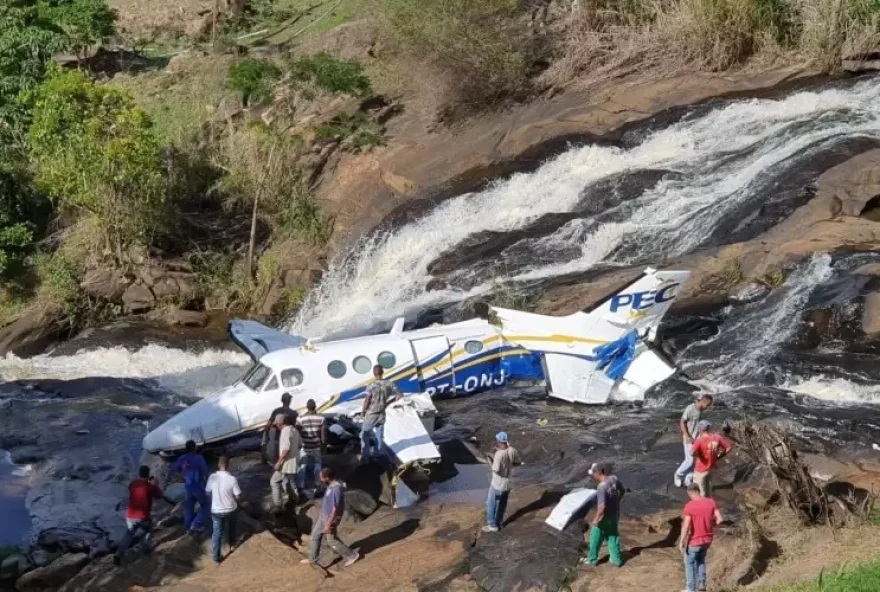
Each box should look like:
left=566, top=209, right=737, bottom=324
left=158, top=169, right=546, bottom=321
left=228, top=320, right=308, bottom=361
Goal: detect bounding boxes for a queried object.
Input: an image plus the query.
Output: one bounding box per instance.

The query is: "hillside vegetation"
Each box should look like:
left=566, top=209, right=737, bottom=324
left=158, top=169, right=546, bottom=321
left=0, top=0, right=878, bottom=338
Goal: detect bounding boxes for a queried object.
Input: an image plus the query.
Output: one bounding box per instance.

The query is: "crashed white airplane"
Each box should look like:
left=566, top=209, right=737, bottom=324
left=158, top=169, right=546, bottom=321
left=143, top=268, right=690, bottom=456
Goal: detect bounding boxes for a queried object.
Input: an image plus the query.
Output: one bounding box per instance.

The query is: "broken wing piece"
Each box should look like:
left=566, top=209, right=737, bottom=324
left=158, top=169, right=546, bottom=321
left=228, top=320, right=308, bottom=361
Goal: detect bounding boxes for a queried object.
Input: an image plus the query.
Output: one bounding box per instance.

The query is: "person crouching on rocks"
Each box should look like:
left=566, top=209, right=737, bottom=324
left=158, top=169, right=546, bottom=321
left=114, top=465, right=165, bottom=565
left=679, top=482, right=723, bottom=592
left=483, top=431, right=522, bottom=533
left=579, top=462, right=625, bottom=568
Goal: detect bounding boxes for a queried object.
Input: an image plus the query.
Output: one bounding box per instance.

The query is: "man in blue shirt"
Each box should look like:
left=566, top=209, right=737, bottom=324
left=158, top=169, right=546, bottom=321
left=169, top=440, right=210, bottom=534
left=302, top=467, right=360, bottom=568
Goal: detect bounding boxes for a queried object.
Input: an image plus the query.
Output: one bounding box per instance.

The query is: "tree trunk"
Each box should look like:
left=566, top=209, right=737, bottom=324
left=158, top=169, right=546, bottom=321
left=246, top=190, right=259, bottom=281
left=212, top=0, right=219, bottom=49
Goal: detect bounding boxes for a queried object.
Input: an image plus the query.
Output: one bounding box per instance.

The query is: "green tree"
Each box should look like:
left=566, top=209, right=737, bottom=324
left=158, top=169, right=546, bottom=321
left=41, top=0, right=116, bottom=60
left=26, top=67, right=167, bottom=256
left=0, top=0, right=117, bottom=151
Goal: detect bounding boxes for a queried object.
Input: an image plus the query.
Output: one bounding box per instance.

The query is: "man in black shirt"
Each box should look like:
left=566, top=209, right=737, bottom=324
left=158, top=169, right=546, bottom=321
left=262, top=393, right=298, bottom=461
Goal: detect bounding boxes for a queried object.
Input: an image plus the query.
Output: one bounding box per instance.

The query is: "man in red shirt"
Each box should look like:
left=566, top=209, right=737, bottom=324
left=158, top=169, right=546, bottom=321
left=690, top=420, right=732, bottom=497
left=114, top=465, right=164, bottom=565
left=679, top=482, right=724, bottom=592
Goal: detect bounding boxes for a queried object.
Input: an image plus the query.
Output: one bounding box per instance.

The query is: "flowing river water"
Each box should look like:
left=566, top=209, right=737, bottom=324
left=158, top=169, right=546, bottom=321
left=3, top=76, right=880, bottom=563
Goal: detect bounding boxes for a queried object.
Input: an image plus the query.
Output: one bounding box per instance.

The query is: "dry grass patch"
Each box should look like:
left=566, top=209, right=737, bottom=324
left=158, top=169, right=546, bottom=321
left=108, top=0, right=214, bottom=41
left=106, top=53, right=233, bottom=145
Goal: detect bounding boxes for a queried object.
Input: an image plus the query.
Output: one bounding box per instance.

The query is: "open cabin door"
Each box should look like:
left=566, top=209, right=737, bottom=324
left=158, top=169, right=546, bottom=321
left=409, top=336, right=455, bottom=394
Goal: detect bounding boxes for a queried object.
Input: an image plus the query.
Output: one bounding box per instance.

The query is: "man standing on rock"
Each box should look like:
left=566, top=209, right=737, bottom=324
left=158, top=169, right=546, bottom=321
left=169, top=440, right=210, bottom=534
left=360, top=365, right=402, bottom=462
left=206, top=455, right=241, bottom=566
left=674, top=394, right=714, bottom=488
left=272, top=414, right=301, bottom=508
left=302, top=467, right=360, bottom=569
left=690, top=420, right=732, bottom=497
left=483, top=431, right=522, bottom=533
left=297, top=398, right=327, bottom=495
left=679, top=482, right=723, bottom=592
left=580, top=463, right=625, bottom=568
left=114, top=465, right=164, bottom=565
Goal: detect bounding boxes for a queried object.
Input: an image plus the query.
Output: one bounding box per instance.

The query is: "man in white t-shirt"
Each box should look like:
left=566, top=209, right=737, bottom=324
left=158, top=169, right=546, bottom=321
left=205, top=456, right=241, bottom=566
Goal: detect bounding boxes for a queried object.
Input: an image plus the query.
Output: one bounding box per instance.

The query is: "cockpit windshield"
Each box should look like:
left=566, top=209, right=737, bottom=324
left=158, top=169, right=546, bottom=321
left=241, top=363, right=272, bottom=392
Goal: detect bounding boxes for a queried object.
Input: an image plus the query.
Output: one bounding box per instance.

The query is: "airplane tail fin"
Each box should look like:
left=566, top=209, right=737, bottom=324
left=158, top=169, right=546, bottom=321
left=492, top=267, right=690, bottom=404
left=574, top=267, right=691, bottom=342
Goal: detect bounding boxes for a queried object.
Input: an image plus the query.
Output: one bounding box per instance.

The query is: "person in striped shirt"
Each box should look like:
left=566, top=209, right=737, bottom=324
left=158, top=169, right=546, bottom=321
left=297, top=399, right=327, bottom=495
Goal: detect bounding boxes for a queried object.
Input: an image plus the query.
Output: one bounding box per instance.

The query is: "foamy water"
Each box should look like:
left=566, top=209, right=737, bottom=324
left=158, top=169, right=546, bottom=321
left=0, top=345, right=249, bottom=398
left=783, top=375, right=880, bottom=403
left=289, top=80, right=880, bottom=339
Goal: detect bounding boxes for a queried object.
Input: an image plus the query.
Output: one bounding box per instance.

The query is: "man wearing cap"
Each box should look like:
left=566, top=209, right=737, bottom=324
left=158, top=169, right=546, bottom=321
left=690, top=420, right=732, bottom=497
left=580, top=463, right=625, bottom=568
left=680, top=482, right=724, bottom=592
left=675, top=395, right=713, bottom=488
left=483, top=432, right=522, bottom=533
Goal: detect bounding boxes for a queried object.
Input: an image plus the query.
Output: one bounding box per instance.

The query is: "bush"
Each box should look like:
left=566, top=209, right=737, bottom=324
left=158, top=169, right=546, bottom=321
left=25, top=67, right=167, bottom=256
left=314, top=112, right=384, bottom=151
left=228, top=58, right=282, bottom=106
left=289, top=52, right=373, bottom=98
left=211, top=124, right=331, bottom=245
left=375, top=0, right=531, bottom=110
left=0, top=167, right=49, bottom=280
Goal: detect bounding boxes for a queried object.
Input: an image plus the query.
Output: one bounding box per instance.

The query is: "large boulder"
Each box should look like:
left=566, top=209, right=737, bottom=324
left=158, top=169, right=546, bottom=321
left=15, top=553, right=88, bottom=591
left=862, top=292, right=880, bottom=335
left=0, top=553, right=34, bottom=581
left=0, top=305, right=64, bottom=357
left=121, top=283, right=155, bottom=313
left=80, top=268, right=130, bottom=301
left=819, top=149, right=880, bottom=217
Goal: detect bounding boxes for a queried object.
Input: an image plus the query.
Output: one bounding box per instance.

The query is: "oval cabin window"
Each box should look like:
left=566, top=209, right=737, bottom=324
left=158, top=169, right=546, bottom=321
left=327, top=360, right=347, bottom=379
left=464, top=340, right=484, bottom=354
left=377, top=351, right=396, bottom=369
left=352, top=356, right=372, bottom=374
left=281, top=368, right=304, bottom=387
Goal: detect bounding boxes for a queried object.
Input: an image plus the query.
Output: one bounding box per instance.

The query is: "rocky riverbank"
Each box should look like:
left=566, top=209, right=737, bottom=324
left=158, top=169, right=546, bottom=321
left=4, top=384, right=880, bottom=591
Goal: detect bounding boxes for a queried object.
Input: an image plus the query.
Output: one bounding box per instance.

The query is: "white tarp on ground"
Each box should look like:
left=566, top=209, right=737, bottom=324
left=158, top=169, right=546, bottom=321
left=383, top=394, right=441, bottom=465
left=545, top=488, right=598, bottom=531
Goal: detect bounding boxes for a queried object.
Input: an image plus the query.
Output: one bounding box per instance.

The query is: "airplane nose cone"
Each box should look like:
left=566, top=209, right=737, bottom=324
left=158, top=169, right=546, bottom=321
left=142, top=426, right=168, bottom=454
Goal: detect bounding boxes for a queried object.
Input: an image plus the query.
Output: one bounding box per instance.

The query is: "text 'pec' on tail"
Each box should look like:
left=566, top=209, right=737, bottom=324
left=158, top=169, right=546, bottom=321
left=576, top=267, right=691, bottom=342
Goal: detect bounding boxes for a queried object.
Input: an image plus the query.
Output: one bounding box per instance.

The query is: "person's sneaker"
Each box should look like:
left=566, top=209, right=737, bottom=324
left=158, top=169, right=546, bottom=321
left=673, top=473, right=683, bottom=488
left=344, top=549, right=361, bottom=567
left=577, top=557, right=598, bottom=569
left=482, top=525, right=499, bottom=533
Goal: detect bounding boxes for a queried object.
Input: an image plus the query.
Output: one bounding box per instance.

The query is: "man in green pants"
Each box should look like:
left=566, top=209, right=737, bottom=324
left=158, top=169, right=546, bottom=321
left=579, top=462, right=626, bottom=568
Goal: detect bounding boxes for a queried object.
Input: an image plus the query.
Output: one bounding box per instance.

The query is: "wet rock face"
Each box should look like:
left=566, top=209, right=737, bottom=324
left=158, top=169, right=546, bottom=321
left=0, top=306, right=65, bottom=357
left=14, top=553, right=89, bottom=591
